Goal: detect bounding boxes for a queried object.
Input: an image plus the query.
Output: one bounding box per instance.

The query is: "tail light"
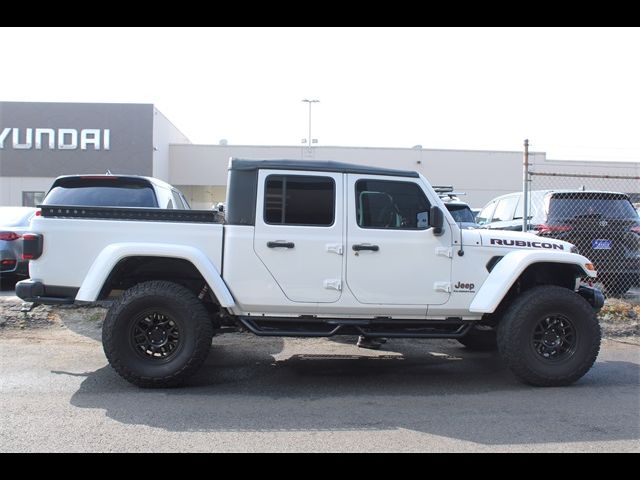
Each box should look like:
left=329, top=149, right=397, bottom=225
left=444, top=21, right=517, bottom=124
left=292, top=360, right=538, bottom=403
left=0, top=232, right=21, bottom=241
left=21, top=233, right=43, bottom=260
left=537, top=224, right=572, bottom=235
left=1, top=259, right=17, bottom=266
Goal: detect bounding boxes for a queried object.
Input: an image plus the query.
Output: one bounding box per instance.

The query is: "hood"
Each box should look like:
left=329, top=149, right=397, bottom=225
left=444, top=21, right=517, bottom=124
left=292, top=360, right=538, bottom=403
left=479, top=229, right=574, bottom=252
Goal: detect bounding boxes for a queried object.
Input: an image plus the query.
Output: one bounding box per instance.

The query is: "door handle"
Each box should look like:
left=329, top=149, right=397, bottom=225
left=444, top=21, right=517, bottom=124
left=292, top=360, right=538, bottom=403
left=352, top=244, right=379, bottom=252
left=267, top=241, right=295, bottom=249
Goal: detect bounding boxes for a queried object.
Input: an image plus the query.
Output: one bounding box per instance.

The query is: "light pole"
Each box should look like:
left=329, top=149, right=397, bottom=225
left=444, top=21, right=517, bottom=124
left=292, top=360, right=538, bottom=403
left=302, top=99, right=319, bottom=150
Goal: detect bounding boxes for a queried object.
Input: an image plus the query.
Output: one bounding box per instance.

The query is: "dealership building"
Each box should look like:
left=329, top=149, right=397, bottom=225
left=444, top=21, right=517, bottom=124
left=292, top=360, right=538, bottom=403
left=1, top=101, right=638, bottom=209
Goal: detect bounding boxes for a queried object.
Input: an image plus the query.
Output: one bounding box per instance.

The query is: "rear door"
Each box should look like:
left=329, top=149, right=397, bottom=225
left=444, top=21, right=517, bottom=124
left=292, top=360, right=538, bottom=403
left=253, top=170, right=344, bottom=303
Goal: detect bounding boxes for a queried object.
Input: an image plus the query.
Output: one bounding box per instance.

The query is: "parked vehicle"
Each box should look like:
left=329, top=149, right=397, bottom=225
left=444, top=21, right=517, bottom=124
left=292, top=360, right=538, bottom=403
left=0, top=207, right=38, bottom=278
left=477, top=190, right=640, bottom=296
left=42, top=175, right=191, bottom=210
left=18, top=160, right=603, bottom=388
left=434, top=186, right=478, bottom=229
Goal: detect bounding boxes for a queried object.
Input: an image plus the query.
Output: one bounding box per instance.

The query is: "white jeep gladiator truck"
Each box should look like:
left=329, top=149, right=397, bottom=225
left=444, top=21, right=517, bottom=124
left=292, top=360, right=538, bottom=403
left=17, top=159, right=604, bottom=388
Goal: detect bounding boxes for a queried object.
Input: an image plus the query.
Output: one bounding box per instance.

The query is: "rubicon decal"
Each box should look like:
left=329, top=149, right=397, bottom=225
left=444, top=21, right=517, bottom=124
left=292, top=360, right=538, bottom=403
left=0, top=127, right=110, bottom=151
left=490, top=238, right=564, bottom=250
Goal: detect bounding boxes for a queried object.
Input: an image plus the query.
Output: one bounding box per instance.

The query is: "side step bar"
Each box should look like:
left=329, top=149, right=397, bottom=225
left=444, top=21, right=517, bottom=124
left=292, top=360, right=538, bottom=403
left=238, top=316, right=471, bottom=339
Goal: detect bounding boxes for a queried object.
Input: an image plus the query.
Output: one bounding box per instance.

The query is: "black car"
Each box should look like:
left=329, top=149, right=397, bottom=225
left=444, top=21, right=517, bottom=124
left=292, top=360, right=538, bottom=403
left=0, top=207, right=38, bottom=279
left=478, top=190, right=640, bottom=296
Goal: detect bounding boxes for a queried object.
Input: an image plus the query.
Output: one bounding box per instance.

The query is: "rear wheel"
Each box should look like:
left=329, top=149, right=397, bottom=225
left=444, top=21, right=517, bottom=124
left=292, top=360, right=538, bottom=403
left=457, top=325, right=497, bottom=351
left=497, top=285, right=601, bottom=387
left=102, top=280, right=214, bottom=388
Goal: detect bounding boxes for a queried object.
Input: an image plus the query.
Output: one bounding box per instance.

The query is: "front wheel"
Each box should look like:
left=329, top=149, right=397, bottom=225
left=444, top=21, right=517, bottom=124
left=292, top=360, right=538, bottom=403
left=497, top=285, right=601, bottom=387
left=102, top=280, right=214, bottom=388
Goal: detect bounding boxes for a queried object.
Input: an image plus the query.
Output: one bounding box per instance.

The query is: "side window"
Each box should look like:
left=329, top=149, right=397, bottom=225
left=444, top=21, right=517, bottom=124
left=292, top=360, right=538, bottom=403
left=476, top=201, right=496, bottom=225
left=171, top=190, right=185, bottom=209
left=264, top=175, right=335, bottom=226
left=356, top=179, right=430, bottom=230
left=492, top=196, right=519, bottom=222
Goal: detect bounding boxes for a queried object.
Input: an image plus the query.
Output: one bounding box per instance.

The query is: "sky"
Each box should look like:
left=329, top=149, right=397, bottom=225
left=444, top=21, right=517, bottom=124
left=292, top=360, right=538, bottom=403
left=0, top=27, right=638, bottom=161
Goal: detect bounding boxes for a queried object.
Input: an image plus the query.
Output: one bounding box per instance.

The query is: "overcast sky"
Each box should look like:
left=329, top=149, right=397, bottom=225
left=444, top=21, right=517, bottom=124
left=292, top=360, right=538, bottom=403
left=1, top=27, right=638, bottom=161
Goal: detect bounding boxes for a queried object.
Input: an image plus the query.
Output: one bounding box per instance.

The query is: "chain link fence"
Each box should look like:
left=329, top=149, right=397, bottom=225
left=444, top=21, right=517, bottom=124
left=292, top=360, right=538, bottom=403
left=527, top=170, right=640, bottom=300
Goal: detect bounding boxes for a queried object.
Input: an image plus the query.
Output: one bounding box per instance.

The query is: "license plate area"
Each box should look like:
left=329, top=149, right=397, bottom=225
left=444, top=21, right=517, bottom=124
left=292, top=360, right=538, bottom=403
left=591, top=239, right=611, bottom=250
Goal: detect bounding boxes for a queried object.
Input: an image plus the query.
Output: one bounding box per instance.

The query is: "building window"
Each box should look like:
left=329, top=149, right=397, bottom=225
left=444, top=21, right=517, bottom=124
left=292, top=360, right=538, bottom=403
left=264, top=175, right=335, bottom=226
left=22, top=191, right=45, bottom=207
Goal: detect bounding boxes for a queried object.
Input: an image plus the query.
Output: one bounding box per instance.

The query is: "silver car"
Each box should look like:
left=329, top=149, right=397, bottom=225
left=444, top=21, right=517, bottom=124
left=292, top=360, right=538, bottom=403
left=0, top=207, right=37, bottom=278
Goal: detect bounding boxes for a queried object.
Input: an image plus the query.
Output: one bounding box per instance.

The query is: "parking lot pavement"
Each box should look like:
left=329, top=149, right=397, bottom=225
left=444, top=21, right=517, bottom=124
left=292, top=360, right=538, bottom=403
left=1, top=325, right=638, bottom=452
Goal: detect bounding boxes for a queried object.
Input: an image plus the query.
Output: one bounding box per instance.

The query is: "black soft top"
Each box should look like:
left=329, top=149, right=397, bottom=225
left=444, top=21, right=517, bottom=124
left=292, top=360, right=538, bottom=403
left=230, top=159, right=419, bottom=178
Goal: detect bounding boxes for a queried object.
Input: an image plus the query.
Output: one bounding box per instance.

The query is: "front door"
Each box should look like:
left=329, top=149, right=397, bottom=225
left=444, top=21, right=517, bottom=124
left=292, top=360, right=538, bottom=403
left=253, top=170, right=343, bottom=303
left=345, top=174, right=452, bottom=306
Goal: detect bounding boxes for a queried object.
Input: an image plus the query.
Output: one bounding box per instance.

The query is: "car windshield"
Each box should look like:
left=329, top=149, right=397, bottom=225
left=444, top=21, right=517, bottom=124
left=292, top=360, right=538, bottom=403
left=44, top=181, right=158, bottom=208
left=0, top=207, right=36, bottom=227
left=447, top=204, right=476, bottom=223
left=548, top=193, right=637, bottom=221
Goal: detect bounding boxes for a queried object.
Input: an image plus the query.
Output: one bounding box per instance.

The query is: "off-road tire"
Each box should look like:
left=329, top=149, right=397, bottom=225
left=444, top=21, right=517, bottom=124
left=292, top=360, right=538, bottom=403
left=497, top=285, right=600, bottom=387
left=457, top=325, right=497, bottom=351
left=102, top=280, right=213, bottom=388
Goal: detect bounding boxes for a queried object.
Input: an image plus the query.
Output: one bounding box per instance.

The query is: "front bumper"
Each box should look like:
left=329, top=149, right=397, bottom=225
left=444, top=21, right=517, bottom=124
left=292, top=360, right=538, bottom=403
left=577, top=285, right=605, bottom=311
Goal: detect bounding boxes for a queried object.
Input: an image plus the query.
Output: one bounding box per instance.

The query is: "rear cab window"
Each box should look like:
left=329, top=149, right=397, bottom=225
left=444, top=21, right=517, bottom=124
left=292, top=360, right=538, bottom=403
left=264, top=175, right=335, bottom=226
left=43, top=177, right=158, bottom=208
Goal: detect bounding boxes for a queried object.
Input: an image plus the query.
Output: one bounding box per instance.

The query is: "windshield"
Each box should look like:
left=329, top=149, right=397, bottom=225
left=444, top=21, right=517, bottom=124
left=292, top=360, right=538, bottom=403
left=446, top=204, right=476, bottom=223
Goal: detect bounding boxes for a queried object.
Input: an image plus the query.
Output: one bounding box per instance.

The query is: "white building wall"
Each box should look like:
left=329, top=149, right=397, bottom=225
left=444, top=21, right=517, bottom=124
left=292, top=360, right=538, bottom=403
left=169, top=144, right=535, bottom=207
left=0, top=177, right=55, bottom=206
left=152, top=109, right=191, bottom=181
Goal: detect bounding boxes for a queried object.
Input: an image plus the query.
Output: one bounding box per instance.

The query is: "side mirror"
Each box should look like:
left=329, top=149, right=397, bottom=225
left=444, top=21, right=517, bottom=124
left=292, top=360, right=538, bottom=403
left=430, top=206, right=444, bottom=236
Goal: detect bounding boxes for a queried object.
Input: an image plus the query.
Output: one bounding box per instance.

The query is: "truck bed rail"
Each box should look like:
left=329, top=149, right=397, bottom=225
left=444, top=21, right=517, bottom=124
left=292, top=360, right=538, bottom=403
left=39, top=205, right=223, bottom=224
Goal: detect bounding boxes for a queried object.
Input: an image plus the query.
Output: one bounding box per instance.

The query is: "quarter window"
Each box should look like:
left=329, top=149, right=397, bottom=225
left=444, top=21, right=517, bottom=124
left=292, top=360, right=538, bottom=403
left=264, top=175, right=335, bottom=226
left=356, top=179, right=430, bottom=229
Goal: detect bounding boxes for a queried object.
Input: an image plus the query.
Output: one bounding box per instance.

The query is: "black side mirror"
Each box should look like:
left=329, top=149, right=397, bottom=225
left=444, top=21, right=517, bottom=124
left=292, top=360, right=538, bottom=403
left=430, top=206, right=444, bottom=236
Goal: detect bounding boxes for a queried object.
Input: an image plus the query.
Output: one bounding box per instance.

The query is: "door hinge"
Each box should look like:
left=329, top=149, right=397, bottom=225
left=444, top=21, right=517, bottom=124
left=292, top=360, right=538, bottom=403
left=324, top=279, right=342, bottom=291
left=435, top=247, right=453, bottom=258
left=326, top=244, right=343, bottom=255
left=434, top=281, right=451, bottom=293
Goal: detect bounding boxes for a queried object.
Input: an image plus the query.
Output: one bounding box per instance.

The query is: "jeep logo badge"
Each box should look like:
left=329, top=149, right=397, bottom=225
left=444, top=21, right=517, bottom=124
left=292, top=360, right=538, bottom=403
left=453, top=281, right=475, bottom=292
